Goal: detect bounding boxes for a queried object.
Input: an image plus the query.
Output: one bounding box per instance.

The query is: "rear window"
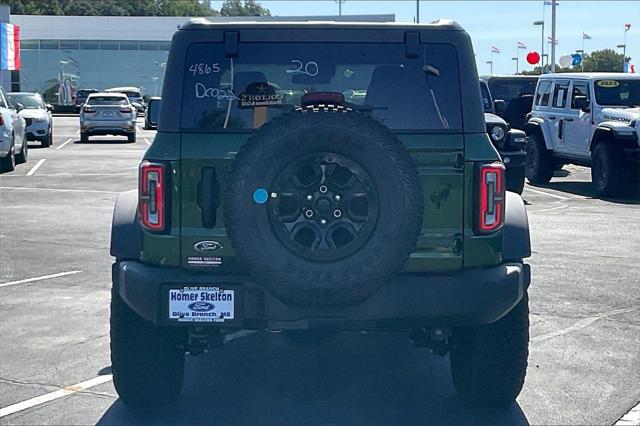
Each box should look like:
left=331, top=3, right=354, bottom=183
left=181, top=42, right=462, bottom=131
left=87, top=96, right=128, bottom=106
left=122, top=91, right=142, bottom=98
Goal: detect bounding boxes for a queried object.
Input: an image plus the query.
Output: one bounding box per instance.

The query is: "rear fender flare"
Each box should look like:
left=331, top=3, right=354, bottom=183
left=502, top=192, right=531, bottom=261
left=110, top=189, right=141, bottom=260
left=525, top=118, right=552, bottom=149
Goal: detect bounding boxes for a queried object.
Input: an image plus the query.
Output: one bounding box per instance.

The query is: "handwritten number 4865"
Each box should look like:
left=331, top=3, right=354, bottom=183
left=189, top=63, right=221, bottom=76
left=286, top=60, right=319, bottom=77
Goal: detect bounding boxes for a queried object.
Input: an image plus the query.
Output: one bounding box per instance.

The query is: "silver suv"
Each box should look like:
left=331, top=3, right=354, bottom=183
left=80, top=93, right=137, bottom=143
left=525, top=73, right=640, bottom=196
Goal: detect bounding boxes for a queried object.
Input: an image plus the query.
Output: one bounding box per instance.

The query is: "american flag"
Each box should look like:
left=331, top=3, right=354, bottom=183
left=547, top=36, right=558, bottom=45
left=517, top=41, right=527, bottom=49
left=582, top=32, right=592, bottom=40
left=491, top=46, right=501, bottom=53
left=625, top=23, right=631, bottom=31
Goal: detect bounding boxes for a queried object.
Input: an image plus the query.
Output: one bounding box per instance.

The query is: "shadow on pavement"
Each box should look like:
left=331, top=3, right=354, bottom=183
left=96, top=332, right=529, bottom=426
left=531, top=181, right=640, bottom=205
left=75, top=138, right=133, bottom=145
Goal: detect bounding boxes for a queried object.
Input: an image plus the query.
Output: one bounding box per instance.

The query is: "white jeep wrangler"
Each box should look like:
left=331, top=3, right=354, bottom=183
left=525, top=73, right=639, bottom=196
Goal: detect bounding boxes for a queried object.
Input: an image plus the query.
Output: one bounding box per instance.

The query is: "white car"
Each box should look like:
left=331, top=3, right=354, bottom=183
left=7, top=92, right=54, bottom=147
left=525, top=73, right=640, bottom=196
left=0, top=86, right=27, bottom=173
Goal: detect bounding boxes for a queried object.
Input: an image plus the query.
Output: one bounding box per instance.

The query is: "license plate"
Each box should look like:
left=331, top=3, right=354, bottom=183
left=169, top=287, right=234, bottom=322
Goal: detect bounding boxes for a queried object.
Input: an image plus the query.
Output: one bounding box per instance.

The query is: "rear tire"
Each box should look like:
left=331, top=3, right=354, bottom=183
left=449, top=292, right=529, bottom=407
left=506, top=164, right=526, bottom=194
left=0, top=138, right=16, bottom=173
left=525, top=134, right=553, bottom=184
left=591, top=142, right=626, bottom=197
left=110, top=288, right=186, bottom=407
left=16, top=138, right=28, bottom=164
left=80, top=132, right=88, bottom=143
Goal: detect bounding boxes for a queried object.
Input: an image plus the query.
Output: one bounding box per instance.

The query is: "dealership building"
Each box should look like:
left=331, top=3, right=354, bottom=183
left=4, top=12, right=394, bottom=106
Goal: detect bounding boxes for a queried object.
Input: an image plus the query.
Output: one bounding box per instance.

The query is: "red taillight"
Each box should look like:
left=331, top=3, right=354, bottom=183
left=120, top=107, right=132, bottom=113
left=139, top=161, right=166, bottom=231
left=83, top=106, right=96, bottom=113
left=476, top=162, right=505, bottom=233
left=0, top=114, right=4, bottom=126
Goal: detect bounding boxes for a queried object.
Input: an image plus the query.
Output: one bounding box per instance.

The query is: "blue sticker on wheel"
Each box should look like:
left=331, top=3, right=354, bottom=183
left=253, top=188, right=269, bottom=204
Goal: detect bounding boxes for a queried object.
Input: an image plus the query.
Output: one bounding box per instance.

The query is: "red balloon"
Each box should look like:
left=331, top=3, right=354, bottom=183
left=527, top=51, right=541, bottom=65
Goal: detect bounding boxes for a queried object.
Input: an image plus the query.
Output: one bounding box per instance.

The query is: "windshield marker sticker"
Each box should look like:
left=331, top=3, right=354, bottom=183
left=253, top=188, right=269, bottom=204
left=286, top=60, right=319, bottom=77
left=194, top=83, right=238, bottom=101
left=596, top=80, right=620, bottom=88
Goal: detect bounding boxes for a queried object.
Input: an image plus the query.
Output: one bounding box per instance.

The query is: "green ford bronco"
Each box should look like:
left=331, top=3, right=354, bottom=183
left=110, top=19, right=532, bottom=408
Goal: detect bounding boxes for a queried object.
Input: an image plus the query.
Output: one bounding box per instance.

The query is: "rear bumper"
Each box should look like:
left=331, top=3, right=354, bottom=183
left=113, top=261, right=530, bottom=330
left=82, top=121, right=135, bottom=136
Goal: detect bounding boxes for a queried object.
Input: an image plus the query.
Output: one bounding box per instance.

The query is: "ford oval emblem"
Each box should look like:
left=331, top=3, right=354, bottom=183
left=188, top=302, right=215, bottom=312
left=194, top=240, right=223, bottom=252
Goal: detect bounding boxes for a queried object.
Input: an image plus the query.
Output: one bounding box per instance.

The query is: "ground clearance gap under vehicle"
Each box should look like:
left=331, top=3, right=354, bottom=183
left=525, top=73, right=640, bottom=197
left=110, top=20, right=532, bottom=408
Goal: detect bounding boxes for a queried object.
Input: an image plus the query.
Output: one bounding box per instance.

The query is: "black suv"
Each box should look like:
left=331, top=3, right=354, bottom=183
left=480, top=80, right=527, bottom=193
left=110, top=20, right=531, bottom=408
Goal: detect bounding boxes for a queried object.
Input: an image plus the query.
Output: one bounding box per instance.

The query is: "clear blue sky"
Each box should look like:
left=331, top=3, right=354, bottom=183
left=212, top=0, right=640, bottom=75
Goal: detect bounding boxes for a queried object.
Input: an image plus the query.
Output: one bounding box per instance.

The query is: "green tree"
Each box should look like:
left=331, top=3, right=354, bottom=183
left=220, top=0, right=270, bottom=16
left=582, top=49, right=630, bottom=72
left=0, top=0, right=222, bottom=16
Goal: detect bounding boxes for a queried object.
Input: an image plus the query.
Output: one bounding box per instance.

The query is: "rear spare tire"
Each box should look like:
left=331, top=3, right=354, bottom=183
left=225, top=107, right=423, bottom=306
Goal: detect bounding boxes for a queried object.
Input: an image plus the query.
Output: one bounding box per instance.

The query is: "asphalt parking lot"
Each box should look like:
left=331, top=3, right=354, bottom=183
left=0, top=116, right=638, bottom=425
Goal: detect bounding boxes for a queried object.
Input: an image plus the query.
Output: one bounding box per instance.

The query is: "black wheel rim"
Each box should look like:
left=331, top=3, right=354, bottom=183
left=268, top=152, right=379, bottom=262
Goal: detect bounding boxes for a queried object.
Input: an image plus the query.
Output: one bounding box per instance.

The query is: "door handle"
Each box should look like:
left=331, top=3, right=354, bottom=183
left=565, top=118, right=574, bottom=122
left=548, top=116, right=556, bottom=120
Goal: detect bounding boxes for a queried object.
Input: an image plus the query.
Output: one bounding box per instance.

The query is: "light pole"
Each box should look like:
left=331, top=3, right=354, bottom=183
left=617, top=44, right=627, bottom=72
left=550, top=0, right=557, bottom=72
left=416, top=0, right=420, bottom=23
left=533, top=20, right=545, bottom=70
left=512, top=57, right=519, bottom=74
left=335, top=0, right=346, bottom=17
left=486, top=60, right=493, bottom=75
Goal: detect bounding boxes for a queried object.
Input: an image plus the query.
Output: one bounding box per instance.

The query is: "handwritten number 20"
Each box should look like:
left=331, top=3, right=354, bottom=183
left=286, top=60, right=319, bottom=77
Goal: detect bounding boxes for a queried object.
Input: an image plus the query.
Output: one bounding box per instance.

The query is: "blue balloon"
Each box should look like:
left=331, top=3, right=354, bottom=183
left=571, top=53, right=582, bottom=66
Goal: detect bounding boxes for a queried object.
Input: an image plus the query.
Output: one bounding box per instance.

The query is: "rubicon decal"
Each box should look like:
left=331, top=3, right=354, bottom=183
left=194, top=241, right=223, bottom=252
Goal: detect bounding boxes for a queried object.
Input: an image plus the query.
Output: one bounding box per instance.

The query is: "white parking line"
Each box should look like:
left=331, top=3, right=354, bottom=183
left=528, top=204, right=568, bottom=214
left=0, top=186, right=118, bottom=194
left=0, top=270, right=81, bottom=288
left=144, top=138, right=151, bottom=145
left=531, top=306, right=639, bottom=343
left=523, top=186, right=570, bottom=200
left=55, top=137, right=74, bottom=150
left=616, top=400, right=640, bottom=425
left=0, top=374, right=113, bottom=418
left=25, top=159, right=46, bottom=176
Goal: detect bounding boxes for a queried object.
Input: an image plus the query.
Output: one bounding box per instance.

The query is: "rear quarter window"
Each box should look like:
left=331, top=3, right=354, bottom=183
left=180, top=42, right=463, bottom=132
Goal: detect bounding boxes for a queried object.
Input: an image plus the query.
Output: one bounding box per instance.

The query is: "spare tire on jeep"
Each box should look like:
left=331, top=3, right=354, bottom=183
left=225, top=107, right=423, bottom=306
